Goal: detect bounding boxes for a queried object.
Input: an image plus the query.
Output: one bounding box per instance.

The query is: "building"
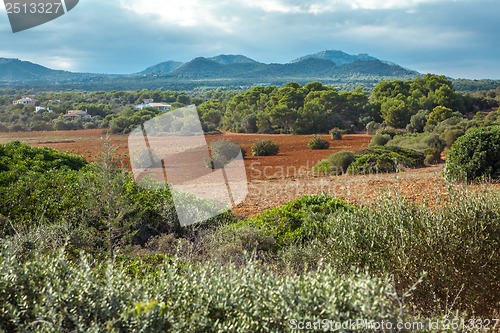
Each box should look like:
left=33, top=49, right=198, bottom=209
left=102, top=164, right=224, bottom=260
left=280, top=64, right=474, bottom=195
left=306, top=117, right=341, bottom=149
left=63, top=110, right=91, bottom=121
left=135, top=100, right=171, bottom=112
left=13, top=97, right=35, bottom=106
left=35, top=106, right=53, bottom=113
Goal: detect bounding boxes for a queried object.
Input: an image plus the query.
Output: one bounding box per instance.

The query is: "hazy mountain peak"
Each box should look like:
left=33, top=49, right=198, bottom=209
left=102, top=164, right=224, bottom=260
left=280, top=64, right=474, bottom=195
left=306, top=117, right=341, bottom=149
left=209, top=54, right=260, bottom=65
left=291, top=50, right=378, bottom=66
left=140, top=60, right=184, bottom=74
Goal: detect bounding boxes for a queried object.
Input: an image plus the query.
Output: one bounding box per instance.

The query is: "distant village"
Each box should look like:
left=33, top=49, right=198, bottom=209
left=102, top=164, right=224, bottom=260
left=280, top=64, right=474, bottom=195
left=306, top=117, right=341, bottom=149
left=12, top=97, right=171, bottom=119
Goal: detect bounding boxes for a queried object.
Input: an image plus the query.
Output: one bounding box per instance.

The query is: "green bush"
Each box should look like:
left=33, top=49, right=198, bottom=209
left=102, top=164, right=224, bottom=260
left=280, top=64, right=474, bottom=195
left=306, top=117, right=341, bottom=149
left=347, top=146, right=425, bottom=175
left=358, top=146, right=425, bottom=167
left=423, top=148, right=441, bottom=165
left=307, top=135, right=330, bottom=150
left=237, top=194, right=351, bottom=249
left=205, top=140, right=244, bottom=169
left=444, top=126, right=500, bottom=182
left=311, top=159, right=331, bottom=175
left=0, top=141, right=87, bottom=180
left=443, top=128, right=465, bottom=147
left=327, top=150, right=357, bottom=175
left=251, top=139, right=279, bottom=156
left=369, top=133, right=391, bottom=146
left=387, top=133, right=446, bottom=162
left=0, top=249, right=404, bottom=332
left=320, top=190, right=500, bottom=316
left=348, top=153, right=398, bottom=174
left=329, top=128, right=343, bottom=140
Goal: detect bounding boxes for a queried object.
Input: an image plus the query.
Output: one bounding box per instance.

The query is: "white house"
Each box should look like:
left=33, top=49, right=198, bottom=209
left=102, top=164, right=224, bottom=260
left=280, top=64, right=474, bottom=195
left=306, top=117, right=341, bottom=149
left=35, top=106, right=54, bottom=113
left=135, top=100, right=171, bottom=112
left=13, top=97, right=35, bottom=106
left=63, top=110, right=91, bottom=120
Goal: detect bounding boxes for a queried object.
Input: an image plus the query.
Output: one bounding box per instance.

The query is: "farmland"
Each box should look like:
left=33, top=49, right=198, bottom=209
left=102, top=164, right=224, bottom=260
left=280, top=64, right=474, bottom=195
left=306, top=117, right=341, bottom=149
left=0, top=129, right=459, bottom=216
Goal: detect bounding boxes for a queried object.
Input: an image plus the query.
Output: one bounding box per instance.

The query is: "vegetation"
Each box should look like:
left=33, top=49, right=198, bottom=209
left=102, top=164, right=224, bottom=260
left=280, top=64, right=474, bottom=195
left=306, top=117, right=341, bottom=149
left=0, top=141, right=499, bottom=330
left=369, top=132, right=391, bottom=146
left=251, top=139, right=280, bottom=156
left=313, top=150, right=357, bottom=175
left=205, top=140, right=244, bottom=169
left=444, top=126, right=500, bottom=182
left=307, top=135, right=330, bottom=150
left=314, top=145, right=425, bottom=176
left=1, top=76, right=500, bottom=331
left=329, top=127, right=343, bottom=140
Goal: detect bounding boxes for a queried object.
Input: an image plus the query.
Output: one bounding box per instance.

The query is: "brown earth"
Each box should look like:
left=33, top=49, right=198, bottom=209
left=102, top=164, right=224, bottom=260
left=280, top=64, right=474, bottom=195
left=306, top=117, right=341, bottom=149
left=1, top=130, right=497, bottom=217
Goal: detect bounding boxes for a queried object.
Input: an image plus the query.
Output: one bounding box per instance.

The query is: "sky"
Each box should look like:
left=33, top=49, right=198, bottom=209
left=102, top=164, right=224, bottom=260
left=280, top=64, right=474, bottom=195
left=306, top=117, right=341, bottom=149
left=0, top=0, right=499, bottom=79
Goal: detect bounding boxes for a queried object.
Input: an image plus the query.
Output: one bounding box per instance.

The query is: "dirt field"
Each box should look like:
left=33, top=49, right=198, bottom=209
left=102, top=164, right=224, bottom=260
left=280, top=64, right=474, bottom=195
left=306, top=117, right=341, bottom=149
left=1, top=129, right=495, bottom=217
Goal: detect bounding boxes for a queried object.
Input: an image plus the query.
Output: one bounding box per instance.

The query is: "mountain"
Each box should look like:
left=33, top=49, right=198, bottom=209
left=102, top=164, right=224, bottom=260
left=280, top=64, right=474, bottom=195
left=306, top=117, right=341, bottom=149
left=139, top=60, right=184, bottom=74
left=0, top=51, right=422, bottom=91
left=0, top=58, right=68, bottom=81
left=292, top=50, right=378, bottom=66
left=208, top=54, right=259, bottom=65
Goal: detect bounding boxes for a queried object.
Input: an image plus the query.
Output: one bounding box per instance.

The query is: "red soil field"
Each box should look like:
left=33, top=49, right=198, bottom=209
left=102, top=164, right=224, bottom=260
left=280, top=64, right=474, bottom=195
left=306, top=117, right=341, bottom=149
left=1, top=130, right=496, bottom=217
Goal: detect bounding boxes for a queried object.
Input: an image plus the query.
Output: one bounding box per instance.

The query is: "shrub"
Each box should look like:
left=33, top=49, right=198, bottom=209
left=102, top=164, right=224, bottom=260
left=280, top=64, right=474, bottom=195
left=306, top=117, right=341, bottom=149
left=328, top=150, right=357, bottom=175
left=251, top=139, right=279, bottom=156
left=348, top=153, right=398, bottom=174
left=348, top=146, right=425, bottom=175
left=307, top=135, right=330, bottom=150
left=356, top=146, right=425, bottom=168
left=321, top=189, right=500, bottom=316
left=369, top=133, right=391, bottom=146
left=443, top=128, right=465, bottom=147
left=423, top=148, right=441, bottom=165
left=329, top=128, right=343, bottom=140
left=311, top=159, right=331, bottom=175
left=365, top=121, right=382, bottom=135
left=406, top=109, right=429, bottom=133
left=205, top=140, right=245, bottom=169
left=238, top=194, right=351, bottom=249
left=387, top=133, right=446, bottom=158
left=0, top=249, right=404, bottom=332
left=444, top=126, right=500, bottom=182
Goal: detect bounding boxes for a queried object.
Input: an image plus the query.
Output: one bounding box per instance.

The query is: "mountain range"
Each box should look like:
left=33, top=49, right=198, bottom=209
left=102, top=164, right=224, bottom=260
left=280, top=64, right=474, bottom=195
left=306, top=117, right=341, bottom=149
left=0, top=50, right=420, bottom=91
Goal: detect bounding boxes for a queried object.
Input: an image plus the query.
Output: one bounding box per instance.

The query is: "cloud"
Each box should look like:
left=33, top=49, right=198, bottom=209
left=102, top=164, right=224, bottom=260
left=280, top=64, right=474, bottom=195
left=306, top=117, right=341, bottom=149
left=0, top=0, right=498, bottom=78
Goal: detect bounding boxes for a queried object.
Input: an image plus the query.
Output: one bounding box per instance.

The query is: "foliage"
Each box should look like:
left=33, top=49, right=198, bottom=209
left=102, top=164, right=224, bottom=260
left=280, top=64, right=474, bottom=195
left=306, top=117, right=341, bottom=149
left=387, top=133, right=446, bottom=159
left=369, top=133, right=391, bottom=146
left=0, top=142, right=181, bottom=252
left=426, top=106, right=457, bottom=126
left=0, top=141, right=87, bottom=180
left=329, top=127, right=343, bottom=140
left=235, top=194, right=351, bottom=249
left=347, top=153, right=399, bottom=174
left=406, top=109, right=429, bottom=133
left=373, top=74, right=467, bottom=129
left=205, top=140, right=244, bottom=169
left=0, top=248, right=406, bottom=332
left=444, top=126, right=500, bottom=182
left=251, top=139, right=280, bottom=156
left=307, top=135, right=330, bottom=150
left=312, top=150, right=357, bottom=175
left=314, top=190, right=500, bottom=316
left=348, top=145, right=425, bottom=174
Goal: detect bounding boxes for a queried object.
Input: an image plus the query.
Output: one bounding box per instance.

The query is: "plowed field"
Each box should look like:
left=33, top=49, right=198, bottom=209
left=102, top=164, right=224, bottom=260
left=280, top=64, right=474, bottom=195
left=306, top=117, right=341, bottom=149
left=2, top=129, right=495, bottom=217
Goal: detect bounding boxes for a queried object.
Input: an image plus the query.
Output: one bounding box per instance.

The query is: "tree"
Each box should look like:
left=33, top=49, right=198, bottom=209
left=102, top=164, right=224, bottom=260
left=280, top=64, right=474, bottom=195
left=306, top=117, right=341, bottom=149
left=406, top=110, right=430, bottom=133
left=426, top=106, right=455, bottom=126
left=380, top=97, right=411, bottom=128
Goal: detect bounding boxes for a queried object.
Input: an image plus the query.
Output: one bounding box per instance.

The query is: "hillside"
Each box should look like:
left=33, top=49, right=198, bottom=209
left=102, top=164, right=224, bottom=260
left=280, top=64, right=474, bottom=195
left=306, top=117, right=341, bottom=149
left=0, top=50, right=422, bottom=91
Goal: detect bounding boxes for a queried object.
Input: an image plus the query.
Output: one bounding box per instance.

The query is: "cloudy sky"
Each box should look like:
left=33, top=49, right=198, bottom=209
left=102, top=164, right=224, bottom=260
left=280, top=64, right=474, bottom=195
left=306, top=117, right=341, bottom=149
left=1, top=0, right=499, bottom=79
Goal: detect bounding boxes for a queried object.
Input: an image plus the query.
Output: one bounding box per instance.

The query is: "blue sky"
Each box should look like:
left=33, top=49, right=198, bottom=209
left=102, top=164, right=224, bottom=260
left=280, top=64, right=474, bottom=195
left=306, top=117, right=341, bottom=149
left=1, top=0, right=499, bottom=79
